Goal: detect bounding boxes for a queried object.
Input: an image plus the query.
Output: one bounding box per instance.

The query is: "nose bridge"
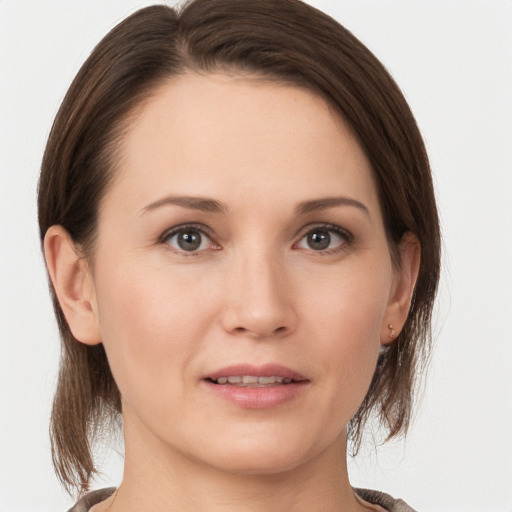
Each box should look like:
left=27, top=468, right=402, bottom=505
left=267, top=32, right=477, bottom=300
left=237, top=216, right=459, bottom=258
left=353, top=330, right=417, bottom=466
left=222, top=240, right=296, bottom=338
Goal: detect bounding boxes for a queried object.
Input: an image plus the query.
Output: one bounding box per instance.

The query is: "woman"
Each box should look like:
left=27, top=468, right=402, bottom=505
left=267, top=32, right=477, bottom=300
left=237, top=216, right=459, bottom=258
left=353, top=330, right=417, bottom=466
left=38, top=0, right=440, bottom=511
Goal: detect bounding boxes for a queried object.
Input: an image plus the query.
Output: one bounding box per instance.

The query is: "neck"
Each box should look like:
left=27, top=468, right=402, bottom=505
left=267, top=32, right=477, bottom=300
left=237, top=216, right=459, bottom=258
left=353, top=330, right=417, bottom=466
left=111, top=412, right=364, bottom=512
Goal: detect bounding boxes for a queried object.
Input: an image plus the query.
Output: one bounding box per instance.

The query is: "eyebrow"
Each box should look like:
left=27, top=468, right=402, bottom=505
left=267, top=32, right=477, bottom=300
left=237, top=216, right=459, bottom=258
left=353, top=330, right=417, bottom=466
left=140, top=195, right=369, bottom=217
left=295, top=197, right=370, bottom=216
left=140, top=196, right=227, bottom=214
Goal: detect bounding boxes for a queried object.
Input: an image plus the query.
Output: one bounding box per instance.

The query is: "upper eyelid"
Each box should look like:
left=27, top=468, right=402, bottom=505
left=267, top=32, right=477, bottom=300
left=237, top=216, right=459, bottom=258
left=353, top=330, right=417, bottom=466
left=293, top=224, right=353, bottom=256
left=159, top=223, right=215, bottom=243
left=157, top=222, right=352, bottom=248
left=295, top=222, right=352, bottom=241
left=159, top=224, right=220, bottom=256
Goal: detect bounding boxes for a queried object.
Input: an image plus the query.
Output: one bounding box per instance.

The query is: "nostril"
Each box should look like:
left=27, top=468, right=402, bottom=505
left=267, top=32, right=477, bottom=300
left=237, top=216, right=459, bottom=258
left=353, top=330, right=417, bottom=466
left=221, top=302, right=297, bottom=339
left=230, top=325, right=287, bottom=338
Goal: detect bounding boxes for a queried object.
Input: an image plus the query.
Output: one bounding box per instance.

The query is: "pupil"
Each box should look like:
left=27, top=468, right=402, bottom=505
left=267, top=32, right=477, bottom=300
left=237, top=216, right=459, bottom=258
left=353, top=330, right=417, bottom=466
left=308, top=230, right=330, bottom=250
left=178, top=230, right=202, bottom=251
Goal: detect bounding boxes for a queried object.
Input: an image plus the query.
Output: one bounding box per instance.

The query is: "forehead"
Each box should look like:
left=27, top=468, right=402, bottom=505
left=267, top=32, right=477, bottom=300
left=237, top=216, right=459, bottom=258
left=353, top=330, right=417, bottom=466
left=108, top=72, right=378, bottom=215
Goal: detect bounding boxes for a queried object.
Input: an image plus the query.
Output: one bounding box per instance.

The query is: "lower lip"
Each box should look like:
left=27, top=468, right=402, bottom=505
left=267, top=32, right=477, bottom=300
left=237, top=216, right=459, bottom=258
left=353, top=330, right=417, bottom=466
left=202, top=380, right=309, bottom=409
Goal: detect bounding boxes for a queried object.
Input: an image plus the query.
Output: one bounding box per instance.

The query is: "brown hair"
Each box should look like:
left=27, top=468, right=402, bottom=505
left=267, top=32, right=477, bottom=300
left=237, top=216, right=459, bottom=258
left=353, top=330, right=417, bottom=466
left=38, top=0, right=440, bottom=496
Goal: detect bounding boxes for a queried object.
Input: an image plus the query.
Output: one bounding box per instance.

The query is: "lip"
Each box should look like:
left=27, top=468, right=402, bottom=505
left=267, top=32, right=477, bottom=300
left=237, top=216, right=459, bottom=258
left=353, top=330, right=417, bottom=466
left=204, top=363, right=308, bottom=382
left=202, top=363, right=309, bottom=409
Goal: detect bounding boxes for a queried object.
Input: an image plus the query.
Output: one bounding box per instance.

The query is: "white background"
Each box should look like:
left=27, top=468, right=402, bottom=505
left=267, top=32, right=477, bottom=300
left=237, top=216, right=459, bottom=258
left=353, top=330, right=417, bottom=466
left=1, top=1, right=511, bottom=511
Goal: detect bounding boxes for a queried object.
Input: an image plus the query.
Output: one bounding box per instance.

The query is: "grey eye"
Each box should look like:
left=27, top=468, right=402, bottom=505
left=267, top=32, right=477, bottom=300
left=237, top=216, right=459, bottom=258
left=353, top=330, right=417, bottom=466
left=297, top=227, right=347, bottom=252
left=307, top=230, right=331, bottom=250
left=167, top=229, right=209, bottom=252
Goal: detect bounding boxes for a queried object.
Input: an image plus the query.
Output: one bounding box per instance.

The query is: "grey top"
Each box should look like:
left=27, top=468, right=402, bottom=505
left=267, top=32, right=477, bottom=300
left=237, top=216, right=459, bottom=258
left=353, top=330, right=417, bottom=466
left=67, top=487, right=417, bottom=512
left=355, top=488, right=418, bottom=512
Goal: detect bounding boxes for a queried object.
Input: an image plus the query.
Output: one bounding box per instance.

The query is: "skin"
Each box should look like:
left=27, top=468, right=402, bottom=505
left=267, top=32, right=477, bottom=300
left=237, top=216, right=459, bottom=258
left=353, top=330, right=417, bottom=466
left=45, top=73, right=419, bottom=512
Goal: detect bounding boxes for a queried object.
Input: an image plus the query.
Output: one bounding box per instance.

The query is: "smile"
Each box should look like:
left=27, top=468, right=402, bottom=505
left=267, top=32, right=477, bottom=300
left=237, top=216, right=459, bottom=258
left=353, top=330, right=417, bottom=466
left=203, top=364, right=309, bottom=408
left=209, top=375, right=298, bottom=386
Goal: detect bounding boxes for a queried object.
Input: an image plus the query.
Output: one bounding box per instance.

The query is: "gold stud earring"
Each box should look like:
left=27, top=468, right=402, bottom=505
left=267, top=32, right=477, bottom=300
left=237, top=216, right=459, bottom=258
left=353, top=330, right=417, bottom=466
left=388, top=324, right=398, bottom=339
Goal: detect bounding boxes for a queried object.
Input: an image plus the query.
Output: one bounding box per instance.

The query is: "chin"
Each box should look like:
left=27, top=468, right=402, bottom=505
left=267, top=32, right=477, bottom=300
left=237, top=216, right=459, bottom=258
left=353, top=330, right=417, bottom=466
left=207, top=451, right=308, bottom=476
left=189, top=427, right=334, bottom=477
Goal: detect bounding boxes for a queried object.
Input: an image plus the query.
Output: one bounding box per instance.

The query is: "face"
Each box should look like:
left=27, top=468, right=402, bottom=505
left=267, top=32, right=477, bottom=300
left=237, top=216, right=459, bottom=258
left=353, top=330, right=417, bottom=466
left=84, top=73, right=399, bottom=474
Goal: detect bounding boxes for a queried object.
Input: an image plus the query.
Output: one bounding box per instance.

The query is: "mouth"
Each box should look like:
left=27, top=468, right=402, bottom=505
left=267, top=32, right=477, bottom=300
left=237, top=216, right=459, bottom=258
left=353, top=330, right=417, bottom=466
left=204, top=364, right=308, bottom=384
left=204, top=363, right=308, bottom=387
left=202, top=364, right=309, bottom=408
left=206, top=375, right=305, bottom=387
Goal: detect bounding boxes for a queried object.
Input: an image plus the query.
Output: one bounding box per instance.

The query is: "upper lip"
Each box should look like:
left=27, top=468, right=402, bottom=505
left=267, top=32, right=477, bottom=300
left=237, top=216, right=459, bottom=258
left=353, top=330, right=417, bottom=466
left=204, top=363, right=308, bottom=381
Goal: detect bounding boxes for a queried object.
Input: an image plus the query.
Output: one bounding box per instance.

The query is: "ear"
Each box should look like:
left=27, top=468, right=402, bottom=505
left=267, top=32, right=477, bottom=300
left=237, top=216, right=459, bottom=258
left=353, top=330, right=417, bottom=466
left=381, top=232, right=421, bottom=346
left=43, top=225, right=102, bottom=345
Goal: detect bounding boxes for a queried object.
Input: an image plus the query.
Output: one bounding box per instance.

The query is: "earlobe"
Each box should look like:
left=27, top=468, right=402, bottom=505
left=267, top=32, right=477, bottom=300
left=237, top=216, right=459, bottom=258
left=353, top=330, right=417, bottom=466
left=381, top=232, right=421, bottom=345
left=43, top=225, right=102, bottom=345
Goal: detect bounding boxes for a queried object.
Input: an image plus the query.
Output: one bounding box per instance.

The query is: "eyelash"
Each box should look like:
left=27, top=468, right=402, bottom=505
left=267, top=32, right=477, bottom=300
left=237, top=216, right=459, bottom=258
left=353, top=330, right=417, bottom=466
left=159, top=222, right=353, bottom=256
left=295, top=223, right=353, bottom=255
left=159, top=223, right=219, bottom=255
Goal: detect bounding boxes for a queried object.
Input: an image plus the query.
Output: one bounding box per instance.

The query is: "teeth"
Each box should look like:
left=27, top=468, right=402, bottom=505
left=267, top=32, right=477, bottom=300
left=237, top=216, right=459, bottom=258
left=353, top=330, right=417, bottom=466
left=258, top=376, right=277, bottom=384
left=213, top=375, right=295, bottom=386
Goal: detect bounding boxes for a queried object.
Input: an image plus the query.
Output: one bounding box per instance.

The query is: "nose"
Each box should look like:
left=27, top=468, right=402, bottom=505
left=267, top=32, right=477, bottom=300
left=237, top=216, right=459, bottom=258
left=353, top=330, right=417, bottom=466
left=221, top=248, right=298, bottom=339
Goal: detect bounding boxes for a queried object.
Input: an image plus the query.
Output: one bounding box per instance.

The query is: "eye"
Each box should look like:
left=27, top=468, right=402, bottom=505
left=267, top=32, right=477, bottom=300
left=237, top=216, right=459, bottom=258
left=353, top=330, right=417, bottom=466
left=163, top=226, right=216, bottom=253
left=296, top=225, right=350, bottom=253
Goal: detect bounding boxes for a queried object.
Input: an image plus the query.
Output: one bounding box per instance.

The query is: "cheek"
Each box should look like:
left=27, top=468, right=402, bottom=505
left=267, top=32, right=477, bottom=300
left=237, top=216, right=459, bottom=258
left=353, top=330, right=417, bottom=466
left=308, top=260, right=391, bottom=349
left=92, top=260, right=213, bottom=404
left=305, top=263, right=391, bottom=411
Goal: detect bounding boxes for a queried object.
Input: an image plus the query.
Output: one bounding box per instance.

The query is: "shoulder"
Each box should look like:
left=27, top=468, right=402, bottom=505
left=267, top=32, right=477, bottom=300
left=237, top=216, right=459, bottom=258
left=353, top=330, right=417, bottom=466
left=66, top=488, right=116, bottom=512
left=67, top=486, right=416, bottom=512
left=354, top=488, right=418, bottom=512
